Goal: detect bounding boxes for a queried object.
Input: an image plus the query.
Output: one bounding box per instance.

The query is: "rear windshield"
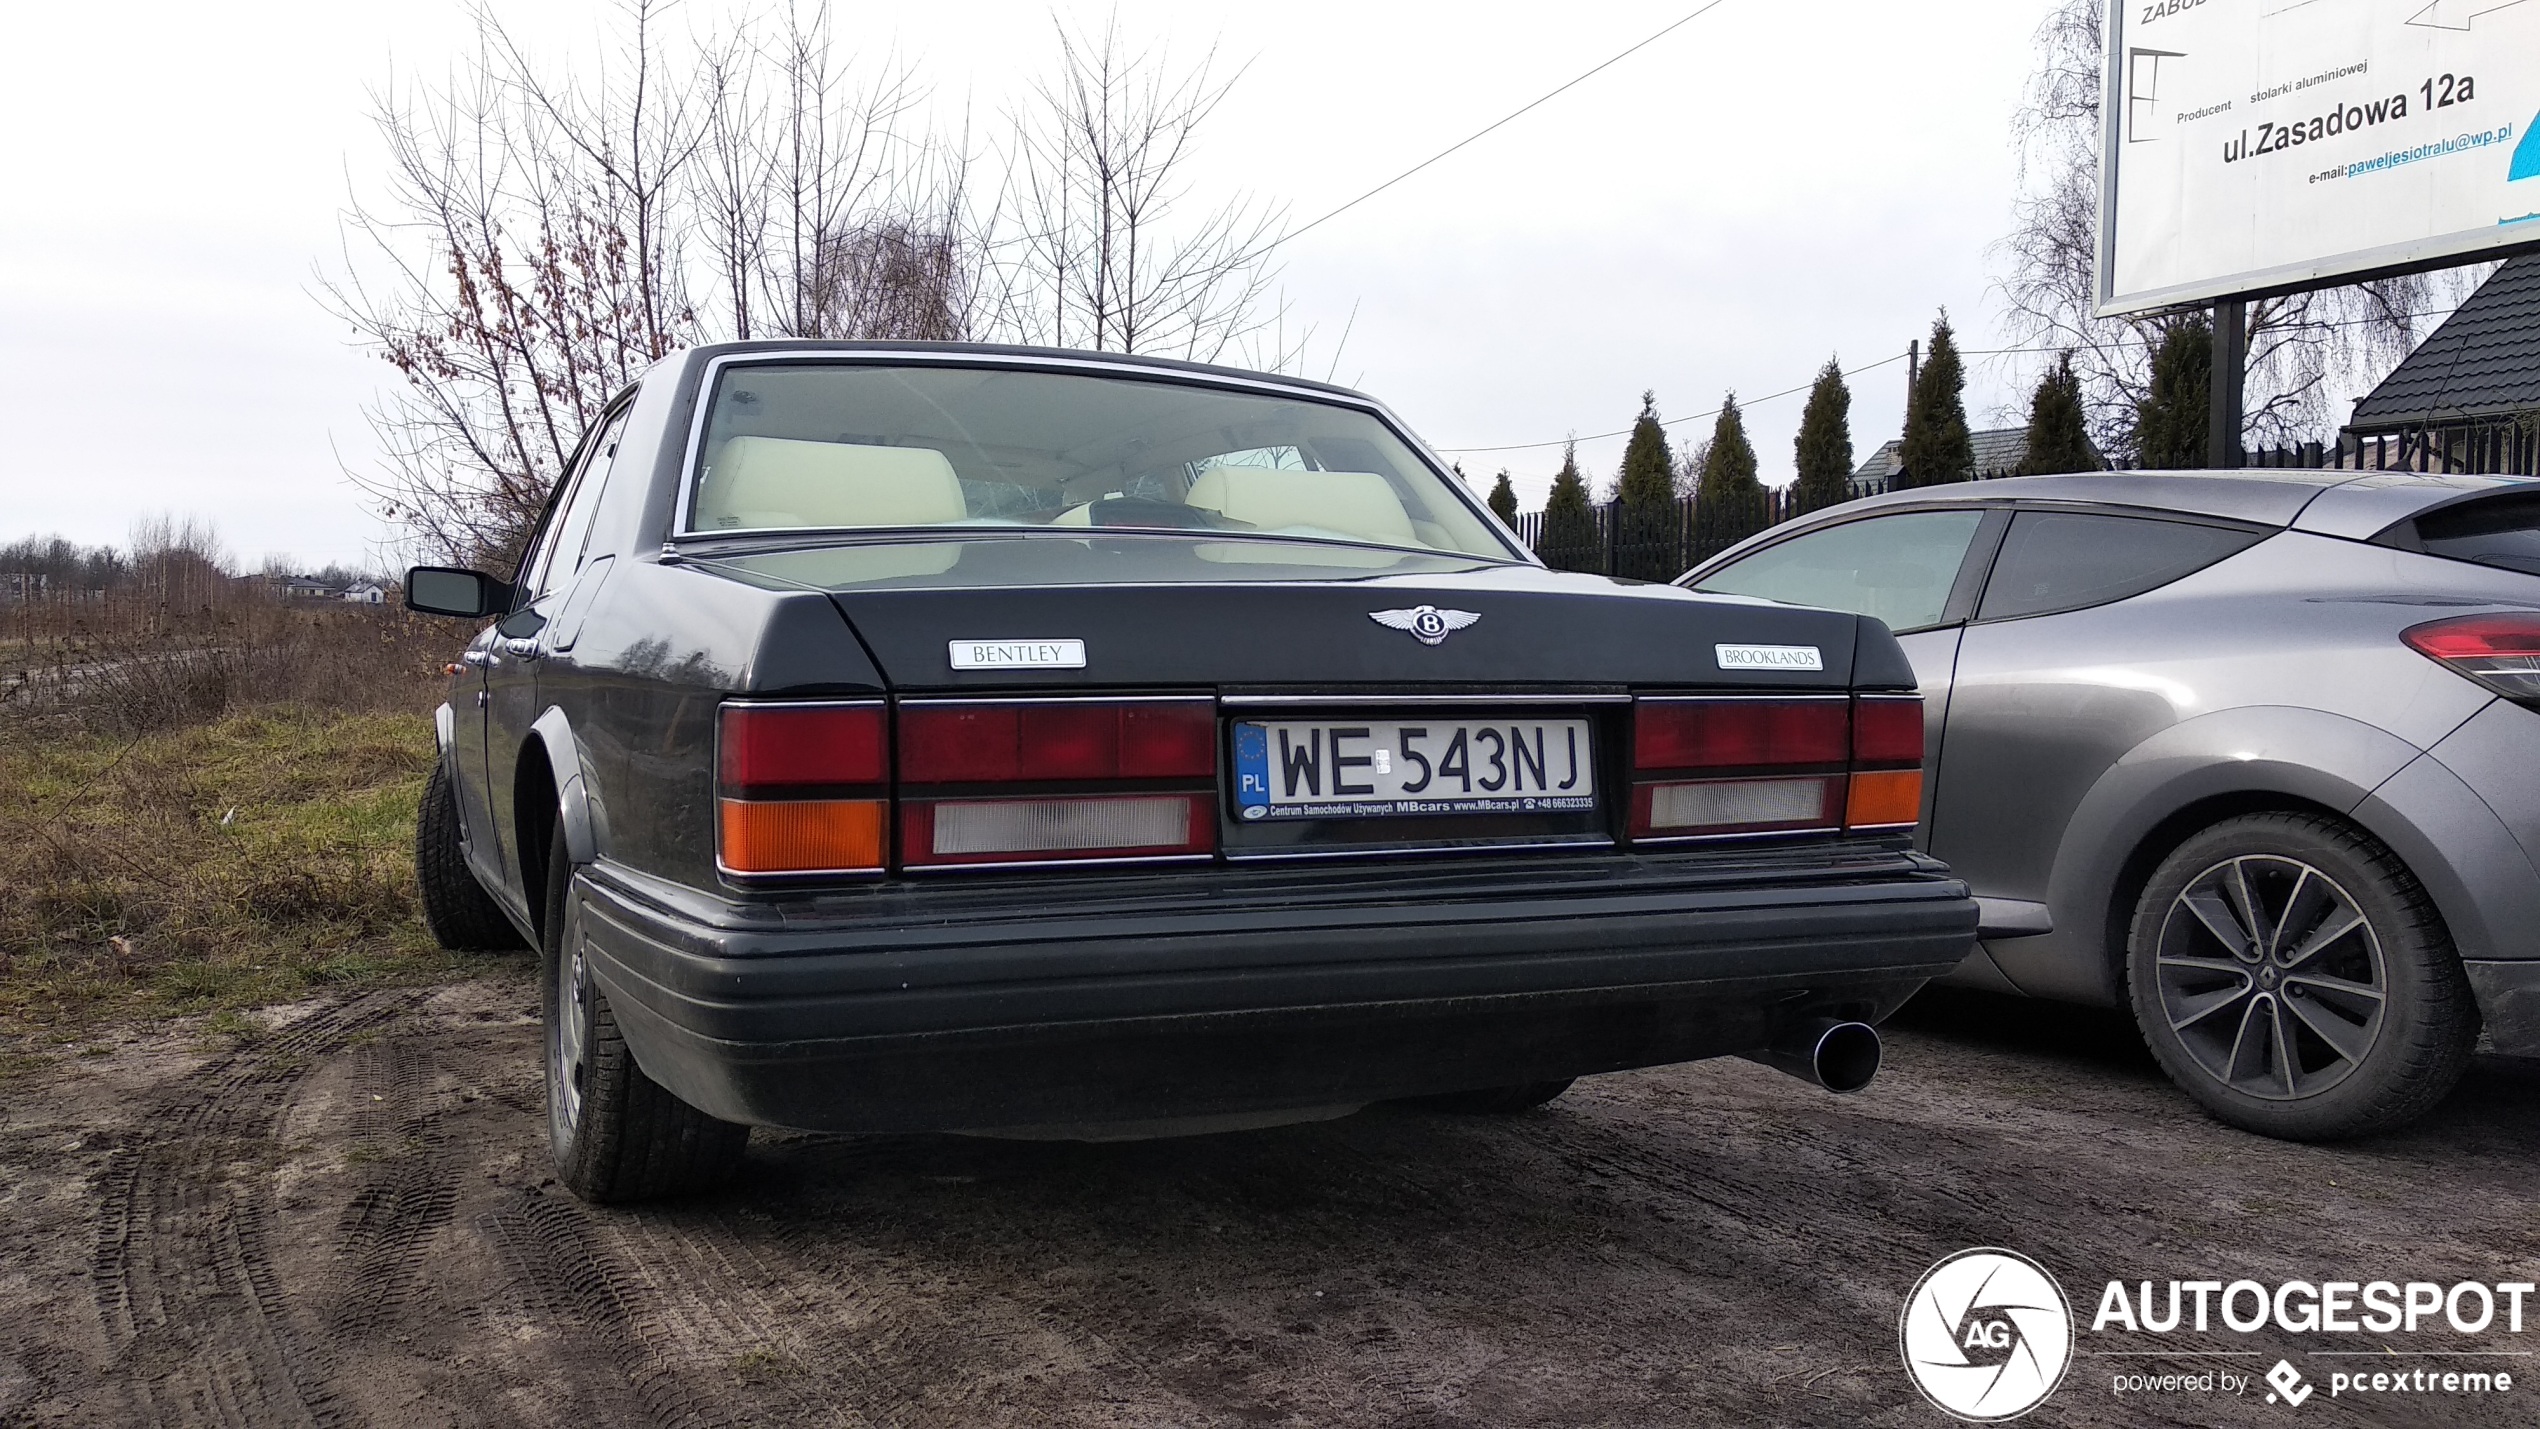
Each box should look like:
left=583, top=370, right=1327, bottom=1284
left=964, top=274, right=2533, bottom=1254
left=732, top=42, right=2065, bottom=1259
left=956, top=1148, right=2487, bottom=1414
left=683, top=363, right=1516, bottom=560
left=2410, top=492, right=2540, bottom=577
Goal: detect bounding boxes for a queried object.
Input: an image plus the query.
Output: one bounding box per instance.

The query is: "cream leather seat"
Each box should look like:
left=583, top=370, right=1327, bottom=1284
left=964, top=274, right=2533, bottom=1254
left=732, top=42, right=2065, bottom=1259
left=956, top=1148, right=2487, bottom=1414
left=1183, top=466, right=1417, bottom=546
left=695, top=437, right=967, bottom=530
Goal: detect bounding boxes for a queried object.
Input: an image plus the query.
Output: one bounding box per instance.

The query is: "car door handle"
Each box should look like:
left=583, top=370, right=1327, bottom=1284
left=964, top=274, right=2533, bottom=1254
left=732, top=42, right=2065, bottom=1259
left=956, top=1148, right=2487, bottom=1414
left=501, top=638, right=545, bottom=660
left=462, top=649, right=493, bottom=667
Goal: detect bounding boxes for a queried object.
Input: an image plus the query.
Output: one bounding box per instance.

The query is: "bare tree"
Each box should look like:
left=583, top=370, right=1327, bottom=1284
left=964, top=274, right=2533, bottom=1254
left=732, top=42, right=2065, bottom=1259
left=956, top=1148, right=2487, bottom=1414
left=1003, top=16, right=1286, bottom=360
left=1993, top=0, right=2483, bottom=460
left=327, top=1, right=707, bottom=569
left=692, top=6, right=989, bottom=342
left=333, top=5, right=1286, bottom=563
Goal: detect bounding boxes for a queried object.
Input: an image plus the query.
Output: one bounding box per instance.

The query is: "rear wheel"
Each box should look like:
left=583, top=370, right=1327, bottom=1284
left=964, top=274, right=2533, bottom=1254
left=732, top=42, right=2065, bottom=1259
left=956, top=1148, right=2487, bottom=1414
left=1404, top=1080, right=1576, bottom=1114
left=415, top=760, right=521, bottom=952
left=540, top=824, right=748, bottom=1201
left=2126, top=813, right=2475, bottom=1141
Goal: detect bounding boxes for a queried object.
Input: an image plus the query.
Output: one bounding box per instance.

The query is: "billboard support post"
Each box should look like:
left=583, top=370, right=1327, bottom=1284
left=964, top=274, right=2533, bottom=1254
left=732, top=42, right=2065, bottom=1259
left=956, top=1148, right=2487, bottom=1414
left=2210, top=298, right=2245, bottom=469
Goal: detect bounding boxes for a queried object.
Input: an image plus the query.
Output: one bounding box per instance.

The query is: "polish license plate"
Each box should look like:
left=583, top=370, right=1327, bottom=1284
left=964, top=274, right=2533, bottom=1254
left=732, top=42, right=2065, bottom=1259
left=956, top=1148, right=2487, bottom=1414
left=1232, top=718, right=1596, bottom=821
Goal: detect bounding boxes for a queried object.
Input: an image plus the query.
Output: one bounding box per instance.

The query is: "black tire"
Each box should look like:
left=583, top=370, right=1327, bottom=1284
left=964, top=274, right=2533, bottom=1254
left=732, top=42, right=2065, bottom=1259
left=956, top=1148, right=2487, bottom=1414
left=2126, top=812, right=2475, bottom=1141
left=415, top=759, right=523, bottom=952
left=540, top=823, right=748, bottom=1201
left=1403, top=1079, right=1576, bottom=1114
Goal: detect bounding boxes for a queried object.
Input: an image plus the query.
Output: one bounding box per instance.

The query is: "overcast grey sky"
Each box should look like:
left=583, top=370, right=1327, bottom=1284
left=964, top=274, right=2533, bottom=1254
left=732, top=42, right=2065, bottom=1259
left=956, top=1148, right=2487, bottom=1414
left=0, top=0, right=2059, bottom=569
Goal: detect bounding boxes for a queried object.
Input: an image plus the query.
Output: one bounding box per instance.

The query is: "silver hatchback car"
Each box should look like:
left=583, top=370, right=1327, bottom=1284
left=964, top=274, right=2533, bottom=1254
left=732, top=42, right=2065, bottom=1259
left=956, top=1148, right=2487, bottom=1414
left=1682, top=470, right=2540, bottom=1140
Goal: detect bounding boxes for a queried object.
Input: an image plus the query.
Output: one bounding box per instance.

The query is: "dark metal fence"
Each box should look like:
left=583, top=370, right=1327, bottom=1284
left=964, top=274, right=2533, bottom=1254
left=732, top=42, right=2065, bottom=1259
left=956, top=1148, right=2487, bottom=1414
left=1514, top=489, right=1806, bottom=581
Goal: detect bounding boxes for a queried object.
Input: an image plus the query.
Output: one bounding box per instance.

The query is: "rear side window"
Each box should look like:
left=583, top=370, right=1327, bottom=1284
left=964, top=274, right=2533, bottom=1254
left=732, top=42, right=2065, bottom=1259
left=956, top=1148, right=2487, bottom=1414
left=2410, top=493, right=2540, bottom=577
left=1977, top=511, right=2263, bottom=621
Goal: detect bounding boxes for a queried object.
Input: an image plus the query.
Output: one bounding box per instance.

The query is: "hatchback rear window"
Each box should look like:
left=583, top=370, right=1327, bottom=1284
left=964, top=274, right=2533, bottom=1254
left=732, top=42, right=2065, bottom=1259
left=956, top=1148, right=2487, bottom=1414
left=2409, top=492, right=2540, bottom=577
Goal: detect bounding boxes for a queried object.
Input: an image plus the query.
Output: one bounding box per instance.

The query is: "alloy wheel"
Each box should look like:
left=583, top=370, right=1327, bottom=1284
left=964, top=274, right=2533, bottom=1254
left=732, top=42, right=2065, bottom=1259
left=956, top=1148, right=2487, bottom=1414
left=552, top=927, right=593, bottom=1130
left=2153, top=854, right=2388, bottom=1101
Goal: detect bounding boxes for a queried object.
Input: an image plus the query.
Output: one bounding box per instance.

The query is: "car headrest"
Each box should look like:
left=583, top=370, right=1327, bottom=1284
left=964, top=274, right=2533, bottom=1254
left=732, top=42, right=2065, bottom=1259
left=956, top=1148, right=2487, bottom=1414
left=1184, top=466, right=1417, bottom=545
left=695, top=436, right=966, bottom=530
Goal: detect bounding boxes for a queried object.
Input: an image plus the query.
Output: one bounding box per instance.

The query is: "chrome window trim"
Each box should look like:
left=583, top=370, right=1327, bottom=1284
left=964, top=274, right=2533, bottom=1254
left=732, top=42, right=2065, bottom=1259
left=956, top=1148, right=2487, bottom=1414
left=669, top=349, right=1529, bottom=562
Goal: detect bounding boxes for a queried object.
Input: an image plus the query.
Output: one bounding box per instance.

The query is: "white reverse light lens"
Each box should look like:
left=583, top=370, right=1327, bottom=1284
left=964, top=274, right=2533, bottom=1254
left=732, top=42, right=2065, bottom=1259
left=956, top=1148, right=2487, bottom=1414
left=930, top=796, right=1193, bottom=855
left=1646, top=778, right=1832, bottom=832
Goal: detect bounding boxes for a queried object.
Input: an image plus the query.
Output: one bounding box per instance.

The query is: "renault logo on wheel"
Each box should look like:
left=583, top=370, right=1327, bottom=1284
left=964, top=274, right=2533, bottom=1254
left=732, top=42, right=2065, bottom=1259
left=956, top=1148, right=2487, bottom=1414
left=1369, top=605, right=1480, bottom=646
left=1899, top=1248, right=2073, bottom=1422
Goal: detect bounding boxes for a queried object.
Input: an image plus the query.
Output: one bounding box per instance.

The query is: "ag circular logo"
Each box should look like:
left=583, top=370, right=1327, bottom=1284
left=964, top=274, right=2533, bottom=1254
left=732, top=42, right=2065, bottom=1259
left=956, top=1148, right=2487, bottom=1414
left=1899, top=1248, right=2073, bottom=1422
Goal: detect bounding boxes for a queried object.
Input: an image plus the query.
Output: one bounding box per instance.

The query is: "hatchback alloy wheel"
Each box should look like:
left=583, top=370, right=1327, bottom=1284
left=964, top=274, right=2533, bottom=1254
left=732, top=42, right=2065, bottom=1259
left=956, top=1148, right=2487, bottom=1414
left=2153, top=854, right=2387, bottom=1101
left=2128, top=812, right=2474, bottom=1141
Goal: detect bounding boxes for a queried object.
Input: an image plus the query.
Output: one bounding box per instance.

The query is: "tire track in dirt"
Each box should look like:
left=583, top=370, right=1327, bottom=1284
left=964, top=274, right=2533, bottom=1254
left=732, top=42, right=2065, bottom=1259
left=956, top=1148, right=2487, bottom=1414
left=87, top=990, right=426, bottom=1428
left=323, top=1038, right=461, bottom=1348
left=482, top=1190, right=736, bottom=1429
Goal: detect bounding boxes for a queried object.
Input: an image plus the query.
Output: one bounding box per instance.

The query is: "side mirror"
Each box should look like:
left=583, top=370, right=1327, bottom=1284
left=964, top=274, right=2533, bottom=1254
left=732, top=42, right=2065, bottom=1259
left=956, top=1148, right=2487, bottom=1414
left=404, top=566, right=512, bottom=619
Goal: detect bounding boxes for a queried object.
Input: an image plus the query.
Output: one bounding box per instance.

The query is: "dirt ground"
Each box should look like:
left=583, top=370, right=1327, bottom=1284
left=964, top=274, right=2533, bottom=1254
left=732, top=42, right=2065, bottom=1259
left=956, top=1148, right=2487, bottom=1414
left=3, top=975, right=2536, bottom=1429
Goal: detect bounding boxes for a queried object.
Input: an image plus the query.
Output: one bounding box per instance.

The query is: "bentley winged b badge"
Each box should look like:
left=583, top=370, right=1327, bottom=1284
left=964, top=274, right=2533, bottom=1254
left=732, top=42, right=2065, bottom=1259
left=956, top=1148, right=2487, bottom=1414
left=1369, top=605, right=1481, bottom=646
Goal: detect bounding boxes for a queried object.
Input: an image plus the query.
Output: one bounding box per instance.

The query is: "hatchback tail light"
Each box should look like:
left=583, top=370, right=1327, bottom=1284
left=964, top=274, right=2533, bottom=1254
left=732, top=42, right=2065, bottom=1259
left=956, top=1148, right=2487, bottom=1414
left=2403, top=613, right=2540, bottom=707
left=1629, top=694, right=1924, bottom=841
left=716, top=702, right=888, bottom=875
left=898, top=699, right=1217, bottom=868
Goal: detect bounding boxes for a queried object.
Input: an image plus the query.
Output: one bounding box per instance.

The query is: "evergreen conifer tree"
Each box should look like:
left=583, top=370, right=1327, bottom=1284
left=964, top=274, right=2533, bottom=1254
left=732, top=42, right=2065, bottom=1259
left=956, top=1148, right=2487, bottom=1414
left=1616, top=391, right=1676, bottom=507
left=1695, top=393, right=1761, bottom=505
left=1486, top=469, right=1519, bottom=526
left=2135, top=317, right=2213, bottom=469
left=2019, top=352, right=2096, bottom=474
left=1791, top=358, right=1854, bottom=513
left=1898, top=312, right=1972, bottom=487
left=1536, top=442, right=1600, bottom=572
left=1614, top=391, right=1681, bottom=580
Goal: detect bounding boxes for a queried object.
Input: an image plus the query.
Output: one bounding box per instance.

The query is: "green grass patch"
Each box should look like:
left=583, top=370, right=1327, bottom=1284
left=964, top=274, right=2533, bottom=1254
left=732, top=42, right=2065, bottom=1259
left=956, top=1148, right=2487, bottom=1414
left=0, top=705, right=505, bottom=1043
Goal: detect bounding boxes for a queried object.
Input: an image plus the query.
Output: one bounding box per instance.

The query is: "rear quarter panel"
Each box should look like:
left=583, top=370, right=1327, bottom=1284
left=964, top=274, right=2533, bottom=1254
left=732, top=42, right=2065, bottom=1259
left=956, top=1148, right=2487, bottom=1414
left=1936, top=531, right=2503, bottom=1003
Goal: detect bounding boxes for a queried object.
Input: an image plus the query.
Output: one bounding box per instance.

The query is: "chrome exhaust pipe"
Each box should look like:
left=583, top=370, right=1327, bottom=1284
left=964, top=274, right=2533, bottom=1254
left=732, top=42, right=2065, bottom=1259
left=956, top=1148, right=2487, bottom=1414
left=1742, top=1018, right=1882, bottom=1094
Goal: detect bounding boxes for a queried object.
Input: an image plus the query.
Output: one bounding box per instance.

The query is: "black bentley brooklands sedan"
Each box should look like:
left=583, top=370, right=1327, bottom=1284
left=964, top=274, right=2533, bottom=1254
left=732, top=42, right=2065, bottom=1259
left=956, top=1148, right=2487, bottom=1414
left=404, top=342, right=1978, bottom=1201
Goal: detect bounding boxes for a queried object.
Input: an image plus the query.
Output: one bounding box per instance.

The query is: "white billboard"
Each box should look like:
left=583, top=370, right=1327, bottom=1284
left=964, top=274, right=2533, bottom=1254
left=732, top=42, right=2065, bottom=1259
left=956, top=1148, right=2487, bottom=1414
left=2097, top=0, right=2540, bottom=315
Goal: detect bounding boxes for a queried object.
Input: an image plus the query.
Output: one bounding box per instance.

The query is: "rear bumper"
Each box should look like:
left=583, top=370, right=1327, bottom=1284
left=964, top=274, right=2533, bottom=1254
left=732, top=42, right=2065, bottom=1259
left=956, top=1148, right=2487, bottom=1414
left=2465, top=960, right=2540, bottom=1058
left=572, top=844, right=1978, bottom=1132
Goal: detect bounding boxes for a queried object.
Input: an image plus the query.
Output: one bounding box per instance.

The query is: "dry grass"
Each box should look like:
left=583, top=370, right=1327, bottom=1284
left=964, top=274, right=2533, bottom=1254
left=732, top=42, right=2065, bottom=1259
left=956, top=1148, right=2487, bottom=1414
left=0, top=591, right=491, bottom=1060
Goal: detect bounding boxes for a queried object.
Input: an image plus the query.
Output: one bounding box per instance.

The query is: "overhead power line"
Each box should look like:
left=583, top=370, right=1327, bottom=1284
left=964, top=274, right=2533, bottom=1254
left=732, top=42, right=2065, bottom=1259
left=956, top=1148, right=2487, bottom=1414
left=1257, top=1, right=1736, bottom=261
left=1435, top=352, right=1907, bottom=456
left=1436, top=306, right=2464, bottom=458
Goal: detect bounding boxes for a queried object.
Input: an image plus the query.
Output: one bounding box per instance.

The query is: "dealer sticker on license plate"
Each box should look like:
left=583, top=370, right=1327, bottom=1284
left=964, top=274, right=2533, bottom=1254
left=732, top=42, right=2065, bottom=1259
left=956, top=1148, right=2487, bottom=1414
left=1232, top=718, right=1596, bottom=821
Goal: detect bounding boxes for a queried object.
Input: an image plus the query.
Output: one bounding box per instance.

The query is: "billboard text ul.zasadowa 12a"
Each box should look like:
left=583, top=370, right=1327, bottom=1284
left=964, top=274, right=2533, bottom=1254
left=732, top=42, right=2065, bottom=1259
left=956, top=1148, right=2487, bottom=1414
left=2097, top=0, right=2540, bottom=316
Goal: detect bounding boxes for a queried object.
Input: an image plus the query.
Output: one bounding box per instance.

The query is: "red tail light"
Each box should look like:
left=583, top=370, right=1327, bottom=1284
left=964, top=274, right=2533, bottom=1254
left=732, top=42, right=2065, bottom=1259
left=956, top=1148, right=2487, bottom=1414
left=1845, top=695, right=1925, bottom=832
left=898, top=699, right=1217, bottom=868
left=716, top=702, right=888, bottom=875
left=1631, top=698, right=1848, bottom=840
left=2404, top=613, right=2540, bottom=706
left=1628, top=694, right=1924, bottom=841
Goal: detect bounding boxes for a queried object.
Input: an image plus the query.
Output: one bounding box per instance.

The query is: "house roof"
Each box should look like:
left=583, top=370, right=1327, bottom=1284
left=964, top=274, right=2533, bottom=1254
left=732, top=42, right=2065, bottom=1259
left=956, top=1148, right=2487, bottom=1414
left=1851, top=426, right=2092, bottom=482
left=2348, top=255, right=2540, bottom=430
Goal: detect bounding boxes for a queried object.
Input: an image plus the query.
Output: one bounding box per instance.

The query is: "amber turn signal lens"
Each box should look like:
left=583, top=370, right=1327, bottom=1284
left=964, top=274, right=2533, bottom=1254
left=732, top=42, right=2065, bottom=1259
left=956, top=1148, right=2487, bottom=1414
left=1844, top=769, right=1923, bottom=831
left=719, top=798, right=885, bottom=874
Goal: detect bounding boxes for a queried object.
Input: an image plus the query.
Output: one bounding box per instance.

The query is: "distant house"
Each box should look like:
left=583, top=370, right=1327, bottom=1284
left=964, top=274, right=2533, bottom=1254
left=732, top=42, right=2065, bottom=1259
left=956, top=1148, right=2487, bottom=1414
left=1850, top=427, right=2105, bottom=494
left=2341, top=255, right=2540, bottom=476
left=341, top=581, right=387, bottom=605
left=276, top=576, right=339, bottom=600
